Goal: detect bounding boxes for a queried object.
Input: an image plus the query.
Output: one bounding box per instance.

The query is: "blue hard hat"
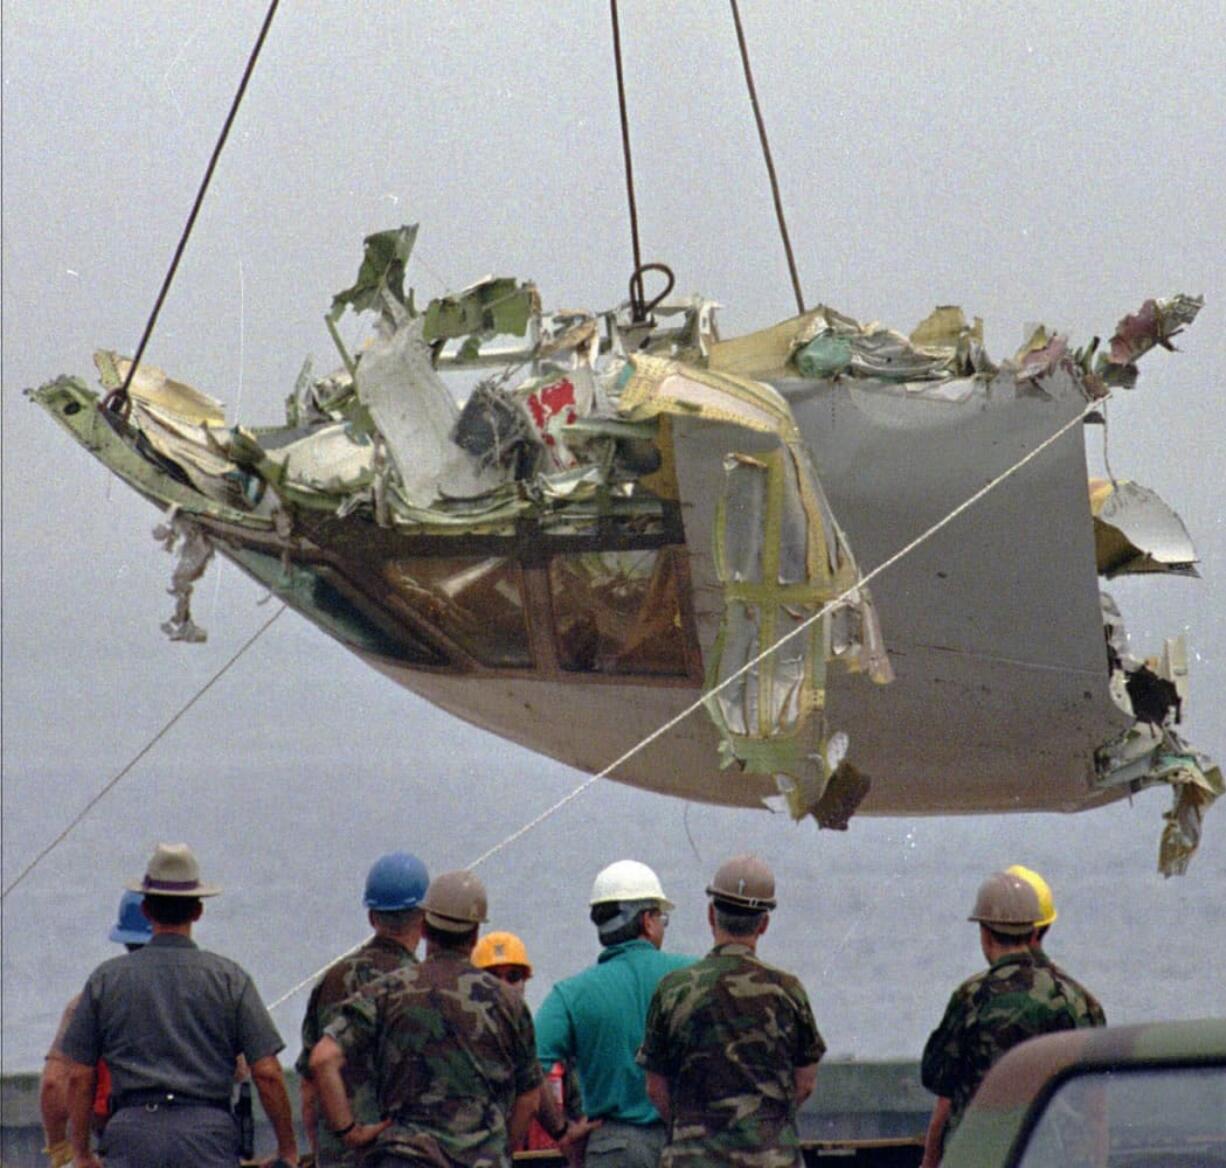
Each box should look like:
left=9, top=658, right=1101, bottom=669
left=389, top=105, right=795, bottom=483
left=108, top=890, right=153, bottom=945
left=363, top=852, right=429, bottom=911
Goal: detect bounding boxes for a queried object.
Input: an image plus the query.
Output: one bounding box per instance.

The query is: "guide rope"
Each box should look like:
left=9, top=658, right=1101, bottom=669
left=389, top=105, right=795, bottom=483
left=267, top=393, right=1108, bottom=1012
left=0, top=606, right=286, bottom=901
left=102, top=0, right=280, bottom=417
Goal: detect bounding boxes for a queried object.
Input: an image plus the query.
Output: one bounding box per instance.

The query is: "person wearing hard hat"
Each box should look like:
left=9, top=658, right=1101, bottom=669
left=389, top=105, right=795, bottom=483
left=297, top=850, right=430, bottom=1166
left=311, top=870, right=542, bottom=1167
left=535, top=859, right=694, bottom=1168
left=473, top=932, right=599, bottom=1164
left=918, top=870, right=1102, bottom=1168
left=40, top=891, right=153, bottom=1167
left=638, top=855, right=825, bottom=1167
left=1007, top=864, right=1107, bottom=1027
left=58, top=843, right=299, bottom=1168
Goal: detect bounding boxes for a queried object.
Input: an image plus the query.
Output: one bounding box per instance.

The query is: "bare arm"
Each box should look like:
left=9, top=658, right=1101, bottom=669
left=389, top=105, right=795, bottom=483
left=299, top=1074, right=320, bottom=1158
left=309, top=1036, right=389, bottom=1153
left=645, top=1070, right=672, bottom=1123
left=508, top=1086, right=542, bottom=1149
left=537, top=1080, right=567, bottom=1139
left=921, top=1096, right=952, bottom=1168
left=249, top=1054, right=299, bottom=1166
left=793, top=1062, right=818, bottom=1108
left=40, top=1057, right=71, bottom=1146
left=65, top=1061, right=100, bottom=1168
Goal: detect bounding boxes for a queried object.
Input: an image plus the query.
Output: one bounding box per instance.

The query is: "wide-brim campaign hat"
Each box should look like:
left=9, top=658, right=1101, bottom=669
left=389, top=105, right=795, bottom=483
left=128, top=842, right=222, bottom=898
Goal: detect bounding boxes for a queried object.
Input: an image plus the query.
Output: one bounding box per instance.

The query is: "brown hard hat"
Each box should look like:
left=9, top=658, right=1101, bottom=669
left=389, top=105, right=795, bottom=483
left=968, top=871, right=1041, bottom=934
left=421, top=870, right=488, bottom=932
left=706, top=854, right=777, bottom=911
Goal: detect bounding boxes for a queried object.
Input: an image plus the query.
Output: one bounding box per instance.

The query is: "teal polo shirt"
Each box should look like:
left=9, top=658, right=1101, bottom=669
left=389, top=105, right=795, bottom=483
left=536, top=939, right=693, bottom=1124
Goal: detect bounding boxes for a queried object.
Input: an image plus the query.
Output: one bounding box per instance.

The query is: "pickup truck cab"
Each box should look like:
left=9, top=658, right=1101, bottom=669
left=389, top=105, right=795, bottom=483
left=942, top=1018, right=1226, bottom=1167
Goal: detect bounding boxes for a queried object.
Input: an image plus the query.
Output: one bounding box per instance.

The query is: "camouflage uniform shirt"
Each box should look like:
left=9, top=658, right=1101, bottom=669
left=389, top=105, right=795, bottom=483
left=297, top=934, right=418, bottom=1165
left=637, top=942, right=826, bottom=1167
left=921, top=948, right=1102, bottom=1135
left=323, top=949, right=542, bottom=1168
left=1032, top=945, right=1107, bottom=1027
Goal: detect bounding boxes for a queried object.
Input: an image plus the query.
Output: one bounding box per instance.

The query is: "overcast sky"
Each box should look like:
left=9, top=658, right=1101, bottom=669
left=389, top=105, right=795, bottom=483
left=3, top=2, right=1225, bottom=1070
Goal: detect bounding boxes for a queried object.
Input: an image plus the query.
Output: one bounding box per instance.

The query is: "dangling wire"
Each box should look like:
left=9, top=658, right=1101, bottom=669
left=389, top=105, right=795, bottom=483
left=729, top=0, right=806, bottom=316
left=103, top=0, right=281, bottom=417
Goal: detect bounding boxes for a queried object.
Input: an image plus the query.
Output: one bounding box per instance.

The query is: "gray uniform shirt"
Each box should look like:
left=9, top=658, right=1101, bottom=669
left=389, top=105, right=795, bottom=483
left=61, top=933, right=283, bottom=1101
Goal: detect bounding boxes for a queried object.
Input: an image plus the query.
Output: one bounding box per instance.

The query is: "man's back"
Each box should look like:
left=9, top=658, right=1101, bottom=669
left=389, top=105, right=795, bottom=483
left=61, top=933, right=280, bottom=1101
left=639, top=943, right=825, bottom=1163
left=536, top=939, right=692, bottom=1123
left=1032, top=946, right=1107, bottom=1027
left=298, top=935, right=417, bottom=1163
left=921, top=950, right=1093, bottom=1129
left=324, top=950, right=539, bottom=1166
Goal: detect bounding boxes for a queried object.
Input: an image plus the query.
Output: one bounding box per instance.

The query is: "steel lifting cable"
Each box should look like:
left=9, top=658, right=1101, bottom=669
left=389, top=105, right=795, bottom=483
left=268, top=393, right=1108, bottom=1013
left=609, top=1, right=645, bottom=315
left=103, top=0, right=280, bottom=416
left=1, top=606, right=287, bottom=901
left=730, top=0, right=806, bottom=317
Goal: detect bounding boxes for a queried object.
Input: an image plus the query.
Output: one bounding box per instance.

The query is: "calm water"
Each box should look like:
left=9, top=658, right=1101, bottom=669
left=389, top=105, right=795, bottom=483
left=4, top=702, right=1224, bottom=1072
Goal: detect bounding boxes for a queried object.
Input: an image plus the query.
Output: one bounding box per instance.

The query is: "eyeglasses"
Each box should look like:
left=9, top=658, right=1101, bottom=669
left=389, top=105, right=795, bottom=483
left=496, top=969, right=528, bottom=985
left=653, top=910, right=670, bottom=928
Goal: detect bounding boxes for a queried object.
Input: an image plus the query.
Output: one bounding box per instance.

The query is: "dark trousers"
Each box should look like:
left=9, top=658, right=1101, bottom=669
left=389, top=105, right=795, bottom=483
left=101, top=1103, right=238, bottom=1168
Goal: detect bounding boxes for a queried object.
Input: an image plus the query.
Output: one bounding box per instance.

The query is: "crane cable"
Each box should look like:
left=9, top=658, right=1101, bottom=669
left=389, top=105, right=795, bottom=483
left=729, top=0, right=806, bottom=316
left=103, top=0, right=280, bottom=417
left=267, top=390, right=1108, bottom=1012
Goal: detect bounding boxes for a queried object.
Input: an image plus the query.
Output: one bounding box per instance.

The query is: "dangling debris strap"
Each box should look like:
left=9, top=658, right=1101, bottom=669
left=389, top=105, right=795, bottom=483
left=103, top=0, right=281, bottom=417
left=729, top=0, right=805, bottom=316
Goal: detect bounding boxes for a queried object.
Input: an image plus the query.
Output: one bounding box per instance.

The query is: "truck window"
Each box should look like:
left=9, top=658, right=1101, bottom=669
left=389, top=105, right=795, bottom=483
left=1016, top=1064, right=1226, bottom=1167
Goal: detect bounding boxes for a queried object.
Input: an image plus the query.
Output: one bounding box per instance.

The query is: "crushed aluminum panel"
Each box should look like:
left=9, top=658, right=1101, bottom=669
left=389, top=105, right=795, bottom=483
left=261, top=422, right=375, bottom=496
left=616, top=353, right=891, bottom=818
left=1089, top=478, right=1199, bottom=577
left=95, top=351, right=227, bottom=425
left=354, top=316, right=509, bottom=507
left=770, top=369, right=1134, bottom=812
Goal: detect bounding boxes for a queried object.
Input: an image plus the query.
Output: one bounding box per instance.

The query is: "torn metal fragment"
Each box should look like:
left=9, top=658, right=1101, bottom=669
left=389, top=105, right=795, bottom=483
left=1089, top=478, right=1199, bottom=577
left=152, top=507, right=215, bottom=643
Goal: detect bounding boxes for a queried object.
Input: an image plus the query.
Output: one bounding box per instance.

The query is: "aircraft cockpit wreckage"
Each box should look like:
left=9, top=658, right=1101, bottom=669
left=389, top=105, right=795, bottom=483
left=30, top=225, right=1220, bottom=873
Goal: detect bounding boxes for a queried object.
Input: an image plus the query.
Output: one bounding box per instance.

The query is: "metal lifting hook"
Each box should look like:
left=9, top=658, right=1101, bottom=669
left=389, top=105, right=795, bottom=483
left=628, top=262, right=675, bottom=324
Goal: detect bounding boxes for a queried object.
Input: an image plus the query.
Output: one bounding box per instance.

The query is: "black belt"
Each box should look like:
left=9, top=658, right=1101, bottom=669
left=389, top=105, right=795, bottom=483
left=112, top=1089, right=232, bottom=1113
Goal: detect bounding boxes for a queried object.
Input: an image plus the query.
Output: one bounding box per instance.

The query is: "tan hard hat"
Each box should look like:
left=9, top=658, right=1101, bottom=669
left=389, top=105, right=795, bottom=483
left=706, top=854, right=777, bottom=911
left=1006, top=864, right=1058, bottom=928
left=421, top=870, right=488, bottom=932
left=968, top=871, right=1041, bottom=934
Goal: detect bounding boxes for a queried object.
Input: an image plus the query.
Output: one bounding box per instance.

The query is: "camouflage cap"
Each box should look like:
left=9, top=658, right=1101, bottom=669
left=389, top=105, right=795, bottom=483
left=968, top=870, right=1041, bottom=934
left=706, top=854, right=777, bottom=911
left=421, top=870, right=488, bottom=932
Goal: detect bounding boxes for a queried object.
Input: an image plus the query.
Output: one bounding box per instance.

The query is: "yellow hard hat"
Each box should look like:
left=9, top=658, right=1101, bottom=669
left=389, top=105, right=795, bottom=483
left=1006, top=864, right=1058, bottom=928
left=472, top=930, right=532, bottom=975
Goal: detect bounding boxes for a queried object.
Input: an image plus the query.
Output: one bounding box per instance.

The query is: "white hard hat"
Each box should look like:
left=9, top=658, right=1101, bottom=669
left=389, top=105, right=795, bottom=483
left=589, top=860, right=674, bottom=910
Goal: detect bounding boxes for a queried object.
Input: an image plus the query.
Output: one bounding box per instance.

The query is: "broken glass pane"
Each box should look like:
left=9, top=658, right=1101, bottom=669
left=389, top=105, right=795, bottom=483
left=550, top=548, right=689, bottom=677
left=384, top=556, right=532, bottom=668
left=229, top=548, right=446, bottom=666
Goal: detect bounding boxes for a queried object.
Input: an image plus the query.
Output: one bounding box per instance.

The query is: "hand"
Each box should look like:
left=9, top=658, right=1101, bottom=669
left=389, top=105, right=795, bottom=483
left=342, top=1119, right=391, bottom=1150
left=559, top=1116, right=602, bottom=1168
left=43, top=1140, right=73, bottom=1168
